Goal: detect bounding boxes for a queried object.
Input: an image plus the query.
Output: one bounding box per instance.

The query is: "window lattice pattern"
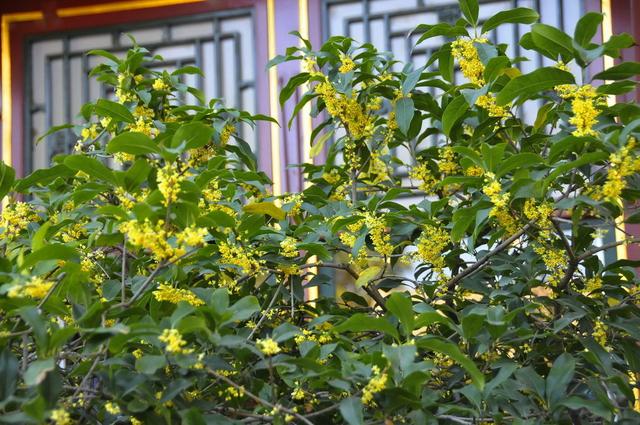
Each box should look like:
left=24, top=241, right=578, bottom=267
left=25, top=9, right=257, bottom=172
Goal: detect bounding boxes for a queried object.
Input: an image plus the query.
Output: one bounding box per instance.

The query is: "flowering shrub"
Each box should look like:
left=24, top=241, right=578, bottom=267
left=2, top=1, right=640, bottom=424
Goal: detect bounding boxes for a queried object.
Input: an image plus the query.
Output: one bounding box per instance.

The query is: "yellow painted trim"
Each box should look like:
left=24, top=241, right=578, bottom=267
left=267, top=0, right=282, bottom=196
left=601, top=0, right=628, bottom=263
left=2, top=11, right=44, bottom=169
left=57, top=0, right=205, bottom=17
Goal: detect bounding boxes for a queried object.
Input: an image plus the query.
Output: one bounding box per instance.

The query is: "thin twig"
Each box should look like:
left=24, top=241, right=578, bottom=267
left=247, top=274, right=280, bottom=341
left=206, top=368, right=314, bottom=425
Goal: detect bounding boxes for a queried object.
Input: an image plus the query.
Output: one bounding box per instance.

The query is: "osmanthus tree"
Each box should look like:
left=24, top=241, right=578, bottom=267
left=2, top=1, right=640, bottom=423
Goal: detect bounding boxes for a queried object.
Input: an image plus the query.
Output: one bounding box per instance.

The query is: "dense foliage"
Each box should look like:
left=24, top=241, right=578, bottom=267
left=2, top=1, right=640, bottom=423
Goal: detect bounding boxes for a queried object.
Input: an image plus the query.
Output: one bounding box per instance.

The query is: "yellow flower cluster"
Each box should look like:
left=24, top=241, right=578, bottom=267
left=256, top=337, right=281, bottom=356
left=464, top=165, right=484, bottom=177
left=152, top=78, right=169, bottom=91
left=159, top=328, right=193, bottom=354
left=283, top=193, right=303, bottom=217
left=219, top=386, right=245, bottom=401
left=157, top=162, right=187, bottom=206
left=475, top=94, right=509, bottom=118
left=533, top=244, right=567, bottom=287
left=555, top=84, right=600, bottom=137
left=414, top=225, right=449, bottom=274
left=361, top=365, right=388, bottom=406
left=61, top=221, right=88, bottom=242
left=338, top=53, right=356, bottom=73
left=451, top=38, right=488, bottom=86
left=280, top=237, right=299, bottom=258
left=584, top=276, right=603, bottom=295
left=322, top=169, right=341, bottom=185
left=0, top=202, right=39, bottom=238
left=409, top=162, right=437, bottom=194
left=51, top=408, right=72, bottom=425
left=314, top=80, right=373, bottom=140
left=363, top=151, right=391, bottom=184
left=291, top=386, right=305, bottom=400
left=294, top=329, right=333, bottom=345
left=120, top=219, right=184, bottom=262
left=81, top=123, right=99, bottom=141
left=8, top=276, right=53, bottom=299
left=153, top=283, right=204, bottom=306
left=218, top=241, right=263, bottom=274
left=597, top=138, right=640, bottom=201
left=220, top=123, right=236, bottom=147
left=104, top=402, right=120, bottom=415
left=483, top=173, right=509, bottom=208
left=593, top=321, right=608, bottom=348
left=364, top=212, right=393, bottom=257
left=127, top=105, right=158, bottom=137
left=523, top=199, right=554, bottom=239
left=176, top=226, right=208, bottom=246
left=438, top=147, right=459, bottom=175
left=115, top=73, right=136, bottom=103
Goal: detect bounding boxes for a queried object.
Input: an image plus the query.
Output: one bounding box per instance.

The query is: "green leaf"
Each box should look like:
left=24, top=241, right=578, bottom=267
left=94, top=99, right=134, bottom=123
left=35, top=124, right=74, bottom=144
left=64, top=155, right=116, bottom=184
left=87, top=49, right=120, bottom=64
left=496, top=153, right=542, bottom=177
left=106, top=132, right=160, bottom=155
left=544, top=151, right=608, bottom=188
left=14, top=165, right=74, bottom=192
left=171, top=65, right=204, bottom=77
left=442, top=95, right=469, bottom=136
left=593, top=62, right=640, bottom=80
left=452, top=207, right=475, bottom=242
left=459, top=0, right=479, bottom=26
left=417, top=337, right=485, bottom=390
left=355, top=266, right=381, bottom=288
left=415, top=23, right=468, bottom=45
left=574, top=12, right=603, bottom=47
left=172, top=121, right=214, bottom=150
left=227, top=296, right=260, bottom=323
left=310, top=129, right=334, bottom=158
left=530, top=24, right=574, bottom=61
left=31, top=221, right=52, bottom=252
left=386, top=292, right=415, bottom=335
left=21, top=244, right=79, bottom=270
left=0, top=160, right=15, bottom=201
left=496, top=67, right=574, bottom=105
left=546, top=353, right=575, bottom=407
left=333, top=314, right=399, bottom=340
left=402, top=67, right=423, bottom=95
left=0, top=349, right=19, bottom=401
left=339, top=397, right=364, bottom=425
left=243, top=202, right=286, bottom=220
left=24, top=358, right=55, bottom=386
left=395, top=97, right=415, bottom=135
left=482, top=8, right=539, bottom=34
left=136, top=355, right=167, bottom=374
left=279, top=73, right=310, bottom=106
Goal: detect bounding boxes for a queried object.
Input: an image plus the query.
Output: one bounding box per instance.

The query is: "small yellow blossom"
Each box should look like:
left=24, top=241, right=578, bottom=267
left=283, top=193, right=303, bottom=217
left=409, top=162, right=437, bottom=194
left=361, top=365, right=388, bottom=406
left=8, top=276, right=53, bottom=299
left=451, top=38, right=488, bottom=86
left=105, top=402, right=120, bottom=415
left=157, top=162, right=187, bottom=206
left=81, top=124, right=99, bottom=141
left=314, top=79, right=373, bottom=140
left=159, top=328, right=193, bottom=354
left=176, top=226, right=208, bottom=247
left=51, top=408, right=72, bottom=425
left=593, top=321, right=608, bottom=348
left=256, top=337, right=281, bottom=356
left=555, top=84, right=600, bottom=137
left=218, top=241, right=263, bottom=274
left=533, top=244, right=567, bottom=287
left=280, top=237, right=299, bottom=258
left=338, top=53, right=356, bottom=73
left=414, top=225, right=449, bottom=277
left=438, top=147, right=459, bottom=175
left=153, top=283, right=204, bottom=307
left=152, top=78, right=169, bottom=91
left=364, top=212, right=393, bottom=257
left=596, top=138, right=640, bottom=201
left=475, top=94, right=509, bottom=118
left=0, top=202, right=39, bottom=238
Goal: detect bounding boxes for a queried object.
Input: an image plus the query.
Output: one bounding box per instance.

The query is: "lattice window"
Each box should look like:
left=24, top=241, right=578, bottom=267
left=25, top=9, right=257, bottom=172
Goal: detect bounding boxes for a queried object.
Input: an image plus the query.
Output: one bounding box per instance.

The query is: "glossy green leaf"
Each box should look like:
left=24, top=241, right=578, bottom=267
left=496, top=67, right=574, bottom=105
left=442, top=95, right=469, bottom=136
left=94, top=99, right=135, bottom=123
left=106, top=132, right=160, bottom=155
left=482, top=8, right=539, bottom=33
